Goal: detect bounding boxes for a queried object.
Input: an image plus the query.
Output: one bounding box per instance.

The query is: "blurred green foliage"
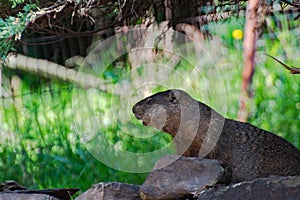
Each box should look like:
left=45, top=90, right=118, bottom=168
left=0, top=12, right=299, bottom=195
left=0, top=2, right=37, bottom=59
left=0, top=76, right=147, bottom=191
left=207, top=14, right=300, bottom=148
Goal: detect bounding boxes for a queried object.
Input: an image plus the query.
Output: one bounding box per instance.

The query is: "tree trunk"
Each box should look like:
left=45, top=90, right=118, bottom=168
left=238, top=0, right=261, bottom=122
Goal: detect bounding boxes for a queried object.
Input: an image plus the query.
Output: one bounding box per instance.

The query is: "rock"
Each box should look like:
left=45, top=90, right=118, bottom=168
left=198, top=176, right=300, bottom=200
left=0, top=180, right=79, bottom=200
left=0, top=189, right=78, bottom=200
left=140, top=155, right=231, bottom=200
left=0, top=193, right=60, bottom=200
left=75, top=182, right=141, bottom=200
left=0, top=180, right=27, bottom=191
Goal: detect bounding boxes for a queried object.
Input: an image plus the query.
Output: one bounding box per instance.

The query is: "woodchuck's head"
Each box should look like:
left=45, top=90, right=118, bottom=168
left=132, top=89, right=198, bottom=135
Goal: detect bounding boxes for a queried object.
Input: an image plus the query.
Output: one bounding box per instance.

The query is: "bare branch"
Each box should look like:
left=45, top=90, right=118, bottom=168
left=265, top=54, right=300, bottom=74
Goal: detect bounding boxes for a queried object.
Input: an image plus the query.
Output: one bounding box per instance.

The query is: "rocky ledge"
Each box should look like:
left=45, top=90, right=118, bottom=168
left=1, top=155, right=300, bottom=200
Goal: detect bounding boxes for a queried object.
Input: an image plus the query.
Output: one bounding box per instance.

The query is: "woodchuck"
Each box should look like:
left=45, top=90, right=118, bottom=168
left=132, top=89, right=300, bottom=183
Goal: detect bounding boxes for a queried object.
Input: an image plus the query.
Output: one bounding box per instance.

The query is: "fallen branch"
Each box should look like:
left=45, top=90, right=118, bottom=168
left=176, top=23, right=205, bottom=43
left=265, top=54, right=300, bottom=74
left=3, top=53, right=106, bottom=90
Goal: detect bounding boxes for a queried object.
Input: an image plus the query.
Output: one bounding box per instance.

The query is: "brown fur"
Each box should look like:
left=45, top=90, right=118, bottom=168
left=132, top=89, right=300, bottom=183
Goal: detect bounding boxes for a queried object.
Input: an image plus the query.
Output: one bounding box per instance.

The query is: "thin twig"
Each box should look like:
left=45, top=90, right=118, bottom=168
left=265, top=53, right=300, bottom=74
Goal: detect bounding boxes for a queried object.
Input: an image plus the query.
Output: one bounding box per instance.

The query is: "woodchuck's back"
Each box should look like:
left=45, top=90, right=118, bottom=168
left=214, top=119, right=300, bottom=183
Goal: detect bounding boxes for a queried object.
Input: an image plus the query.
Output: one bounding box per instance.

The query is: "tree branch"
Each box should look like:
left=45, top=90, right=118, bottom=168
left=176, top=23, right=205, bottom=43
left=265, top=54, right=300, bottom=74
left=3, top=53, right=107, bottom=90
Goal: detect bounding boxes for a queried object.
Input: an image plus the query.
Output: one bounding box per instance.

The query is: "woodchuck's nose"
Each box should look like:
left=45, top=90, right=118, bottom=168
left=132, top=104, right=142, bottom=119
left=132, top=104, right=138, bottom=114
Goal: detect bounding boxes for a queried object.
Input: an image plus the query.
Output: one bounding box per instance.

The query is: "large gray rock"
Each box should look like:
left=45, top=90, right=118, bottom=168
left=75, top=182, right=141, bottom=200
left=198, top=176, right=300, bottom=200
left=0, top=193, right=59, bottom=200
left=140, top=155, right=231, bottom=200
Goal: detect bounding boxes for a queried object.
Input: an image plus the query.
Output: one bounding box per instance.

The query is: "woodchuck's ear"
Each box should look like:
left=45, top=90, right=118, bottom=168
left=168, top=90, right=178, bottom=103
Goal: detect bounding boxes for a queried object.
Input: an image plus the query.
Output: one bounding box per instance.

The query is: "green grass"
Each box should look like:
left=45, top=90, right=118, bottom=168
left=0, top=13, right=299, bottom=194
left=0, top=79, right=148, bottom=193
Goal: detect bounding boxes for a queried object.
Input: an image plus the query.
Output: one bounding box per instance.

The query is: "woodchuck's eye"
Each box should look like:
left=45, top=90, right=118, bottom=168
left=146, top=98, right=153, bottom=106
left=169, top=91, right=178, bottom=103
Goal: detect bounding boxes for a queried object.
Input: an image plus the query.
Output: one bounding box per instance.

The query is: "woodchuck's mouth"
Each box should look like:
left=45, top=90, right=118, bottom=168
left=142, top=120, right=149, bottom=126
left=132, top=106, right=149, bottom=126
left=134, top=114, right=141, bottom=120
left=132, top=112, right=148, bottom=126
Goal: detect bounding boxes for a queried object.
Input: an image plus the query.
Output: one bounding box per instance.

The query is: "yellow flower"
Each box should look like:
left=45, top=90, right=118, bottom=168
left=232, top=29, right=243, bottom=40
